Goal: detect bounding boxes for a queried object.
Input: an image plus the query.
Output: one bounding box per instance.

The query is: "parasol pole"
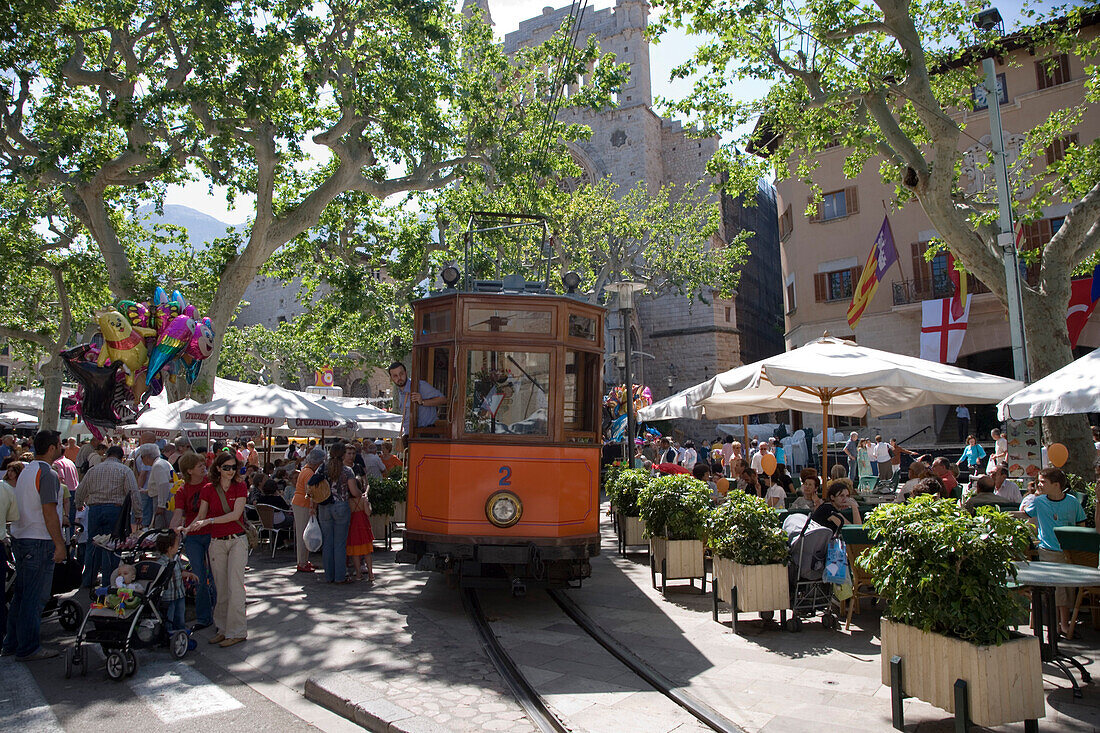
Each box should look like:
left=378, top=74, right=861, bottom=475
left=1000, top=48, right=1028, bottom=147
left=742, top=415, right=749, bottom=458
left=821, top=395, right=830, bottom=480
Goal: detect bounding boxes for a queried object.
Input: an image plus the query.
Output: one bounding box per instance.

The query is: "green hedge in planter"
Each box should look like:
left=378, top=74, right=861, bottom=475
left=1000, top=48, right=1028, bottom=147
left=368, top=472, right=407, bottom=517
left=607, top=468, right=650, bottom=517
left=637, top=473, right=710, bottom=541
left=603, top=462, right=624, bottom=492
left=858, top=495, right=1031, bottom=646
left=708, top=490, right=788, bottom=565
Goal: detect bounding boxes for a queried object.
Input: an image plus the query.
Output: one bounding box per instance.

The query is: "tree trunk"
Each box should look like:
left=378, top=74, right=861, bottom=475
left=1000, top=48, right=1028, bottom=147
left=191, top=251, right=265, bottom=401
left=1020, top=285, right=1094, bottom=478
left=39, top=355, right=63, bottom=432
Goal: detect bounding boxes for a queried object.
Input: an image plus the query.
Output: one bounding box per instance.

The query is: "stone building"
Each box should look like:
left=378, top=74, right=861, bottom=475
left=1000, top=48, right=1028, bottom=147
left=773, top=20, right=1100, bottom=445
left=496, top=0, right=784, bottom=434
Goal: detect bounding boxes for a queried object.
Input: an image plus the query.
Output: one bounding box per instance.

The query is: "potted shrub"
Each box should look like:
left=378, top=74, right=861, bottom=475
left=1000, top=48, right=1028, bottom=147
left=607, top=468, right=650, bottom=553
left=386, top=467, right=408, bottom=523
left=859, top=495, right=1042, bottom=729
left=708, top=490, right=790, bottom=631
left=368, top=473, right=405, bottom=548
left=638, top=473, right=710, bottom=594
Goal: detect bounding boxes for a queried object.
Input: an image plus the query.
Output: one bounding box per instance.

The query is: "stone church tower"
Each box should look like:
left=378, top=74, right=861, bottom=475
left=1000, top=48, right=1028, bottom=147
left=490, top=1, right=783, bottom=430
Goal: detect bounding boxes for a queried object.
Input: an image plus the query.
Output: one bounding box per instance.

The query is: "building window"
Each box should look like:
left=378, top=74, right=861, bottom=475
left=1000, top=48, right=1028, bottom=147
left=785, top=278, right=796, bottom=314
left=813, top=267, right=860, bottom=302
left=0, top=365, right=7, bottom=379
left=809, top=187, right=858, bottom=222
left=724, top=306, right=731, bottom=322
left=778, top=204, right=793, bottom=241
left=1035, top=53, right=1071, bottom=90
left=1046, top=134, right=1078, bottom=165
left=972, top=73, right=1007, bottom=109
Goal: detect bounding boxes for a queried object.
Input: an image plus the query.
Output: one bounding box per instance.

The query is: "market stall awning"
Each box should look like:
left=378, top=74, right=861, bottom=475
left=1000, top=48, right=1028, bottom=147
left=183, top=384, right=355, bottom=430
left=998, top=348, right=1100, bottom=420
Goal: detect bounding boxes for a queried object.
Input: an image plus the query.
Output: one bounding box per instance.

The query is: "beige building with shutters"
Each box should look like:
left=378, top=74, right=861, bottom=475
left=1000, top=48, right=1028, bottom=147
left=775, top=21, right=1100, bottom=444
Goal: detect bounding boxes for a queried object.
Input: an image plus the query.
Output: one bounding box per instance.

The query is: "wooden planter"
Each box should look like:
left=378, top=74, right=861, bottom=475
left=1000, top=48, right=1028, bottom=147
left=394, top=501, right=407, bottom=524
left=369, top=514, right=393, bottom=551
left=617, top=515, right=647, bottom=554
left=649, top=537, right=704, bottom=595
left=880, top=618, right=1043, bottom=729
left=711, top=557, right=790, bottom=630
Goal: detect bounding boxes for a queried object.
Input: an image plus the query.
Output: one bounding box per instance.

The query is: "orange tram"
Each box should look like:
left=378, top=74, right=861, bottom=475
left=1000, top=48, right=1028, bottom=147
left=395, top=215, right=605, bottom=589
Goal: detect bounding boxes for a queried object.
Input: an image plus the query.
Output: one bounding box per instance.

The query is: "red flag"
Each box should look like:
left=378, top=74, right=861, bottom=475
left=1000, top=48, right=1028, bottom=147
left=947, top=253, right=968, bottom=321
left=1067, top=278, right=1098, bottom=349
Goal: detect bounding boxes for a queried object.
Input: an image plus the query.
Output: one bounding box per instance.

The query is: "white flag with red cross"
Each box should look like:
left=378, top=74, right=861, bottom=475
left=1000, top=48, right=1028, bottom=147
left=920, top=295, right=972, bottom=363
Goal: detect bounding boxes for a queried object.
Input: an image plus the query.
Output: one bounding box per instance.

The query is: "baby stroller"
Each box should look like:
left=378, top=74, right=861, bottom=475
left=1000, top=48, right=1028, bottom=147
left=65, top=529, right=190, bottom=680
left=782, top=513, right=840, bottom=631
left=3, top=523, right=85, bottom=631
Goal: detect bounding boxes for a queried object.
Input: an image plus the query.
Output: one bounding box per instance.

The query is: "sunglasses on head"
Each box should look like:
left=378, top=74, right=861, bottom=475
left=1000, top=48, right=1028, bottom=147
left=221, top=463, right=239, bottom=471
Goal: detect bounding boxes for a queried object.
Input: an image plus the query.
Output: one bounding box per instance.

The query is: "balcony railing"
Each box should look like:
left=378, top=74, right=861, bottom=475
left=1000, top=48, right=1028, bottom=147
left=892, top=277, right=992, bottom=306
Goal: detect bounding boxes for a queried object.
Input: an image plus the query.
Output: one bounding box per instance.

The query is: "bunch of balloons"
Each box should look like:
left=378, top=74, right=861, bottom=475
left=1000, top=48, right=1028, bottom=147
left=61, top=287, right=216, bottom=437
left=604, top=383, right=653, bottom=418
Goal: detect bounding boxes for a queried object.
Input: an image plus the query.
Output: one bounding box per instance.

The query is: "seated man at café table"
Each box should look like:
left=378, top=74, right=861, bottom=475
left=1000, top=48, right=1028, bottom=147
left=930, top=457, right=958, bottom=495
left=1021, top=467, right=1086, bottom=636
left=962, top=474, right=1004, bottom=512
left=895, top=460, right=928, bottom=502
left=811, top=480, right=862, bottom=532
left=991, top=464, right=1023, bottom=505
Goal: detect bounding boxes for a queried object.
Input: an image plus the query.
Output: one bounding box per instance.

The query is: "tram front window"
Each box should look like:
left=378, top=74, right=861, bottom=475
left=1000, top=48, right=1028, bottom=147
left=465, top=350, right=550, bottom=436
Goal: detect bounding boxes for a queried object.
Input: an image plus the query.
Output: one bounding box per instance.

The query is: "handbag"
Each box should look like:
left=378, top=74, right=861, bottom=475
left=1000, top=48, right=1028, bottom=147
left=306, top=477, right=332, bottom=505
left=215, top=485, right=260, bottom=551
left=823, top=537, right=849, bottom=584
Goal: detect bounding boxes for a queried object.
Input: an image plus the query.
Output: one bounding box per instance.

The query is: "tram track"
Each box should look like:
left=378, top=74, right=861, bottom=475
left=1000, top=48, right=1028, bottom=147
left=463, top=587, right=744, bottom=733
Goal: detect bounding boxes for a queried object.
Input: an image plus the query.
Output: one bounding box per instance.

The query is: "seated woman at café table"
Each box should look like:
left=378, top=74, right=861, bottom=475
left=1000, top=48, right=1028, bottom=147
left=895, top=460, right=928, bottom=502
left=1023, top=467, right=1086, bottom=636
left=763, top=473, right=786, bottom=509
left=811, top=480, right=862, bottom=532
left=789, top=476, right=821, bottom=512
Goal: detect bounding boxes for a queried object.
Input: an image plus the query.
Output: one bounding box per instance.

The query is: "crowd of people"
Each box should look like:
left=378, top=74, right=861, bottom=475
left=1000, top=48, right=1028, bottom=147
left=0, top=428, right=402, bottom=662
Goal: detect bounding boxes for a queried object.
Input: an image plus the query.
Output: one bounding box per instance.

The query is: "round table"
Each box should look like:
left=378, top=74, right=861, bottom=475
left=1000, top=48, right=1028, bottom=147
left=1013, top=560, right=1100, bottom=697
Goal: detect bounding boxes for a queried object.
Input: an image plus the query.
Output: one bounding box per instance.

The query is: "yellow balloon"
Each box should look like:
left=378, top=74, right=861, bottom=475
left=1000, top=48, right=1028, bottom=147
left=716, top=477, right=730, bottom=495
left=761, top=453, right=778, bottom=475
left=1047, top=442, right=1068, bottom=468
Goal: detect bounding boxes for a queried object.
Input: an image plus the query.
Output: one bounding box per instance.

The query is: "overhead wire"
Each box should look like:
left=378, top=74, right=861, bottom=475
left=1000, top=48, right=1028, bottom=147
left=533, top=0, right=590, bottom=176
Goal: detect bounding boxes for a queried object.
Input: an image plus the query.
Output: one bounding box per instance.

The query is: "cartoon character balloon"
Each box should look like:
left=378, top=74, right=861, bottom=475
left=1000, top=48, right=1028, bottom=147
left=147, top=315, right=195, bottom=385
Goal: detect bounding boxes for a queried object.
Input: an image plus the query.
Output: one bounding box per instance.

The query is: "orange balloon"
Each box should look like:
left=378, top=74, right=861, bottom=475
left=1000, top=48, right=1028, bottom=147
left=1047, top=442, right=1068, bottom=468
left=716, top=477, right=730, bottom=495
left=761, top=453, right=778, bottom=475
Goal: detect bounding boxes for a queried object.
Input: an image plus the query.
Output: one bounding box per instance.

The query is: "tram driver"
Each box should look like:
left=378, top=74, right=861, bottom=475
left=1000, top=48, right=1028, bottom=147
left=389, top=361, right=447, bottom=435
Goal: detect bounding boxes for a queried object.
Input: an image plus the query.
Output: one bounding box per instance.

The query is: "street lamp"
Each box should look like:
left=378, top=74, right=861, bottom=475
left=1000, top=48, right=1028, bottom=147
left=605, top=281, right=646, bottom=464
left=974, top=7, right=1029, bottom=382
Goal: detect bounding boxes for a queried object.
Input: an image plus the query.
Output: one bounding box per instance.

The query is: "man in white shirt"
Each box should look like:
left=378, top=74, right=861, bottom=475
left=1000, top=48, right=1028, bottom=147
left=750, top=442, right=768, bottom=473
left=135, top=444, right=173, bottom=529
left=3, top=430, right=65, bottom=661
left=988, top=428, right=1008, bottom=473
left=992, top=465, right=1023, bottom=504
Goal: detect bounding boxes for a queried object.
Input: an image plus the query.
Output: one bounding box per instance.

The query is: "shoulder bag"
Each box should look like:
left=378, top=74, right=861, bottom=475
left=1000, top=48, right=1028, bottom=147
left=215, top=484, right=259, bottom=551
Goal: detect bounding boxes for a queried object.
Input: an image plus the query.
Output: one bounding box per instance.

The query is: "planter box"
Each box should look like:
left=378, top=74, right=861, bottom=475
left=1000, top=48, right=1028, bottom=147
left=650, top=538, right=704, bottom=594
left=618, top=515, right=646, bottom=550
left=369, top=514, right=393, bottom=545
left=394, top=501, right=407, bottom=524
left=713, top=557, right=790, bottom=611
left=880, top=618, right=1044, bottom=728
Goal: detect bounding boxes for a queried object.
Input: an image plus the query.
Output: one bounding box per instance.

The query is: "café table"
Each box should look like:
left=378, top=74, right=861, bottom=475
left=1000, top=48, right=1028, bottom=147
left=1013, top=560, right=1100, bottom=697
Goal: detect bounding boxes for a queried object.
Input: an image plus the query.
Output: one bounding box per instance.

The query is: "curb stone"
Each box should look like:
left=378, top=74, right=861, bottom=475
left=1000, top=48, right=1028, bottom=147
left=306, top=673, right=456, bottom=733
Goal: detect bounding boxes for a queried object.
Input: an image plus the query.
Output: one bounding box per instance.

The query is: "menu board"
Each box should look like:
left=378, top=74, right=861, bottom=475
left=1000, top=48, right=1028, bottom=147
left=1004, top=418, right=1041, bottom=478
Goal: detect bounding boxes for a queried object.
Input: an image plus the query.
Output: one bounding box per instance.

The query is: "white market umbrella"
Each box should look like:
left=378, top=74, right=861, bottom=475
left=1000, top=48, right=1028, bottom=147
left=0, top=387, right=77, bottom=413
left=310, top=398, right=402, bottom=437
left=998, top=348, right=1100, bottom=420
left=0, top=410, right=37, bottom=429
left=643, top=336, right=1022, bottom=477
left=120, top=397, right=244, bottom=440
left=183, top=383, right=354, bottom=430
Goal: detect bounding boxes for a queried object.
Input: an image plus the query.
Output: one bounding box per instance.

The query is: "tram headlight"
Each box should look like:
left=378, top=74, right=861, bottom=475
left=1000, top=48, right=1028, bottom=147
left=485, top=491, right=522, bottom=528
left=562, top=271, right=581, bottom=293
left=441, top=265, right=461, bottom=288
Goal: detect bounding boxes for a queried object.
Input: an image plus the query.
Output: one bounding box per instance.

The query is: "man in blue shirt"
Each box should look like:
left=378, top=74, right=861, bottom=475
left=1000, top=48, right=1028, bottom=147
left=388, top=362, right=446, bottom=435
left=0, top=434, right=15, bottom=464
left=1025, top=467, right=1086, bottom=636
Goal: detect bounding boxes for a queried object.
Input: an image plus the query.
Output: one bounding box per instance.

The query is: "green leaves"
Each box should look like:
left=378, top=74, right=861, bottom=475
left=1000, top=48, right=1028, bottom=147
left=859, top=495, right=1032, bottom=645
left=708, top=489, right=789, bottom=565
left=637, top=473, right=711, bottom=541
left=606, top=467, right=652, bottom=517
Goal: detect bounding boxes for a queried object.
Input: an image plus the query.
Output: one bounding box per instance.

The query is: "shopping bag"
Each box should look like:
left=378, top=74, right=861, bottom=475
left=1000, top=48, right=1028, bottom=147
left=823, top=537, right=848, bottom=584
left=303, top=515, right=323, bottom=552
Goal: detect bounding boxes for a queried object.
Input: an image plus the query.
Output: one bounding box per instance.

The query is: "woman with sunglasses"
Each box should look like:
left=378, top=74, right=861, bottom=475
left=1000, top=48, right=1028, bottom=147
left=187, top=451, right=249, bottom=647
left=307, top=442, right=361, bottom=584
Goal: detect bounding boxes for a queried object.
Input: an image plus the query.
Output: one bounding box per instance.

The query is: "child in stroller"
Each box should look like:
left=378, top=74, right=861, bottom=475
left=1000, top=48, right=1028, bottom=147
left=66, top=528, right=192, bottom=680
left=782, top=513, right=841, bottom=631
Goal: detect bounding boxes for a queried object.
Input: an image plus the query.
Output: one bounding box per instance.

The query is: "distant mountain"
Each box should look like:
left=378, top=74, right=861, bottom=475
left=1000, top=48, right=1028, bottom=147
left=138, top=204, right=242, bottom=249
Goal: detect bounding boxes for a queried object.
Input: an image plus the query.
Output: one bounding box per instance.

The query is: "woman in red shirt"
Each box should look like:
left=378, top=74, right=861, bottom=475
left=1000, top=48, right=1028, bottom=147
left=188, top=451, right=248, bottom=647
left=170, top=453, right=215, bottom=630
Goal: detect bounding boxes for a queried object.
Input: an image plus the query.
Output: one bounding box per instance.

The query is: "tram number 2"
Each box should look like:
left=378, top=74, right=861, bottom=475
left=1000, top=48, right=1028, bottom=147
left=498, top=465, right=512, bottom=486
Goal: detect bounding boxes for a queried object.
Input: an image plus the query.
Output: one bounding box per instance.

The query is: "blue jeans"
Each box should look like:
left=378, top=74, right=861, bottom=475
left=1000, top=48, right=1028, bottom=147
left=82, top=504, right=121, bottom=589
left=3, top=538, right=56, bottom=658
left=183, top=533, right=215, bottom=626
left=870, top=461, right=879, bottom=477
left=0, top=548, right=7, bottom=641
left=163, top=597, right=185, bottom=632
left=317, top=501, right=351, bottom=583
left=141, top=494, right=155, bottom=528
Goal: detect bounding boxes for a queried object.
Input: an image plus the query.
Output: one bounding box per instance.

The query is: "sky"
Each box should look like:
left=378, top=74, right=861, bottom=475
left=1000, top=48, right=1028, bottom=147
left=161, top=0, right=1046, bottom=225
